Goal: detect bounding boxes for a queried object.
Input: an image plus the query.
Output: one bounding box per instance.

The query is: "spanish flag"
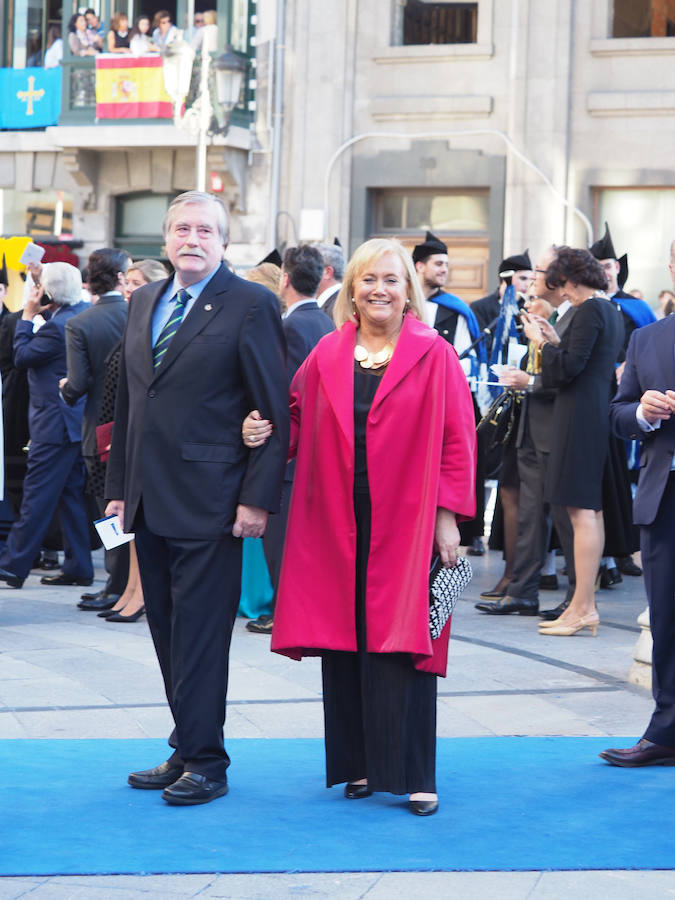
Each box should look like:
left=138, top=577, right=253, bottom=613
left=95, top=55, right=173, bottom=119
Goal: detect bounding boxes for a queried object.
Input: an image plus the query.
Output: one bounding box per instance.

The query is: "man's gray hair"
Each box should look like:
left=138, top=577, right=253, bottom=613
left=42, top=262, right=83, bottom=306
left=162, top=191, right=229, bottom=245
left=314, top=242, right=345, bottom=280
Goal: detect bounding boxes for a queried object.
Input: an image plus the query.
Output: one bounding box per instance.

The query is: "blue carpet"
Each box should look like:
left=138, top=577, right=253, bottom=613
left=1, top=737, right=673, bottom=875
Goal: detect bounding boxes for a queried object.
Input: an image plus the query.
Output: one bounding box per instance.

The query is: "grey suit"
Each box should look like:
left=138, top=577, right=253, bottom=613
left=507, top=306, right=577, bottom=604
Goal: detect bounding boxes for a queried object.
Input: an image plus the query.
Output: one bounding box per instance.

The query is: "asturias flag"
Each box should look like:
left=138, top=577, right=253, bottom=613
left=95, top=55, right=173, bottom=119
left=0, top=67, right=61, bottom=128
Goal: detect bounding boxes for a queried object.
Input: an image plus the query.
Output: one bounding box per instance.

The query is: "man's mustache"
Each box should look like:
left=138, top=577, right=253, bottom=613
left=177, top=247, right=206, bottom=258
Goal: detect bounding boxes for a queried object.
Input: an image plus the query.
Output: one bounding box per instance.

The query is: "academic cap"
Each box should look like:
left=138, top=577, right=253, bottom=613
left=412, top=230, right=448, bottom=264
left=498, top=250, right=532, bottom=278
left=258, top=249, right=282, bottom=267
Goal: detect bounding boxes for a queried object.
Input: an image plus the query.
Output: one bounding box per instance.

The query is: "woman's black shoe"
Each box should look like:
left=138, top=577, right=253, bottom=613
left=539, top=598, right=570, bottom=621
left=409, top=799, right=438, bottom=816
left=106, top=606, right=146, bottom=623
left=599, top=565, right=622, bottom=588
left=617, top=556, right=642, bottom=576
left=344, top=782, right=372, bottom=799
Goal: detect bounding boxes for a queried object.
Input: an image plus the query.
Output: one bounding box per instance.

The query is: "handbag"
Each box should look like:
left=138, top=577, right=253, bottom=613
left=429, top=554, right=472, bottom=639
left=96, top=420, right=114, bottom=463
left=476, top=389, right=517, bottom=450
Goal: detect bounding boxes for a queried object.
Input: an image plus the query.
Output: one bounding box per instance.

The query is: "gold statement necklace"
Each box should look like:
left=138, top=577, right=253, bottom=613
left=354, top=342, right=394, bottom=370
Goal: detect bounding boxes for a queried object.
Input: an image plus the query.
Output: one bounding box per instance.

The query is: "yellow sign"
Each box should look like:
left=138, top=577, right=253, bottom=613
left=17, top=76, right=45, bottom=116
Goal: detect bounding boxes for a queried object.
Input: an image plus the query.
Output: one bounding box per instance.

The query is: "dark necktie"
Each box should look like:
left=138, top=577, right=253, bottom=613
left=153, top=288, right=190, bottom=369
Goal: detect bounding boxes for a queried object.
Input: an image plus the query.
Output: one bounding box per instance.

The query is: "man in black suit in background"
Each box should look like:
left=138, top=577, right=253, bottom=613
left=315, top=239, right=344, bottom=320
left=61, top=248, right=130, bottom=610
left=247, top=244, right=334, bottom=634
left=601, top=313, right=675, bottom=767
left=105, top=191, right=289, bottom=805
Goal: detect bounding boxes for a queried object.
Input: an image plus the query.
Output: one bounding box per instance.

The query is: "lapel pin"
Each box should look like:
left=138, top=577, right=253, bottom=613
left=204, top=303, right=213, bottom=311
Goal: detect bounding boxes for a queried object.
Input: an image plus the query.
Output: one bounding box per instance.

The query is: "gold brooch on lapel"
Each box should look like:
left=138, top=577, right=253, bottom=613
left=204, top=303, right=213, bottom=311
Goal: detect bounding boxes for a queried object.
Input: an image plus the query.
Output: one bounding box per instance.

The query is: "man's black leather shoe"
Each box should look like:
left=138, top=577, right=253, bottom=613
left=467, top=537, right=485, bottom=557
left=539, top=598, right=571, bottom=621
left=538, top=575, right=559, bottom=590
left=475, top=595, right=538, bottom=615
left=41, top=572, right=94, bottom=587
left=0, top=567, right=24, bottom=588
left=78, top=593, right=120, bottom=611
left=598, top=565, right=622, bottom=588
left=344, top=782, right=372, bottom=799
left=599, top=738, right=675, bottom=767
left=617, top=556, right=642, bottom=577
left=162, top=772, right=229, bottom=805
left=128, top=760, right=184, bottom=789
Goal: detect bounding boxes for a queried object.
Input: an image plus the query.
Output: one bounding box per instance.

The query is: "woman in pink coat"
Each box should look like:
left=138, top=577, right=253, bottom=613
left=244, top=238, right=476, bottom=815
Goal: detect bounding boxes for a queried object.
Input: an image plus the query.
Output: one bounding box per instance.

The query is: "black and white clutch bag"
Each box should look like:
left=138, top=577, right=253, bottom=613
left=429, top=555, right=472, bottom=639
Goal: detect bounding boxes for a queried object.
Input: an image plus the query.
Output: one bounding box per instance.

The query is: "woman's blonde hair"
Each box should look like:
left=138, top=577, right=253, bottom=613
left=127, top=258, right=169, bottom=284
left=332, top=238, right=425, bottom=328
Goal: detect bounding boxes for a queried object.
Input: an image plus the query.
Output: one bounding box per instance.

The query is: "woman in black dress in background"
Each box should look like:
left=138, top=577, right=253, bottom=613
left=522, top=247, right=623, bottom=637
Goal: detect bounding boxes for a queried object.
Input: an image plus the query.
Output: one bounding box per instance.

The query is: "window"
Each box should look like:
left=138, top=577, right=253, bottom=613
left=375, top=189, right=489, bottom=233
left=115, top=192, right=172, bottom=258
left=612, top=0, right=675, bottom=37
left=0, top=189, right=73, bottom=237
left=402, top=1, right=477, bottom=45
left=594, top=187, right=675, bottom=305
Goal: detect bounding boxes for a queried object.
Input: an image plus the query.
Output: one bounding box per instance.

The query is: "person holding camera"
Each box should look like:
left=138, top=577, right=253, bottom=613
left=0, top=263, right=93, bottom=590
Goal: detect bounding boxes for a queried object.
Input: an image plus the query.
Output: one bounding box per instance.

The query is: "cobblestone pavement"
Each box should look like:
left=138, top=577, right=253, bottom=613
left=0, top=546, right=662, bottom=899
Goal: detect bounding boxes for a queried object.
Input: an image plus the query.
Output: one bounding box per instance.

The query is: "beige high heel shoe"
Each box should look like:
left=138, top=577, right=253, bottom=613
left=539, top=611, right=599, bottom=637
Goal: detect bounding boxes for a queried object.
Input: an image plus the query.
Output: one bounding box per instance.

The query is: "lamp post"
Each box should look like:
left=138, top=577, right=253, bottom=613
left=163, top=39, right=246, bottom=192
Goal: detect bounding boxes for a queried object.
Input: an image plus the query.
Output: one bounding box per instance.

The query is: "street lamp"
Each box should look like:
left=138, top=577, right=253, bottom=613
left=212, top=47, right=247, bottom=131
left=162, top=38, right=247, bottom=192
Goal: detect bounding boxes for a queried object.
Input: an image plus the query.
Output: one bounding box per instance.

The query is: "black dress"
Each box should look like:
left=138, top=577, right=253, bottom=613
left=321, top=363, right=437, bottom=795
left=542, top=298, right=624, bottom=510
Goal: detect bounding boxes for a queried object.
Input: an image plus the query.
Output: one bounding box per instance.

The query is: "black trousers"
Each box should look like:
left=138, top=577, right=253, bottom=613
left=134, top=508, right=242, bottom=782
left=321, top=491, right=437, bottom=795
left=643, top=474, right=675, bottom=747
left=509, top=436, right=576, bottom=603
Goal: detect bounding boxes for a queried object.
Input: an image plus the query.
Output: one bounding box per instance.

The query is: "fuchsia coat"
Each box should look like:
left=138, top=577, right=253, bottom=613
left=271, top=314, right=476, bottom=676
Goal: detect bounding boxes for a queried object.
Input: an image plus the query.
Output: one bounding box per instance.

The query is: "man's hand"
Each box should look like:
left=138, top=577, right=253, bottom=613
left=232, top=504, right=268, bottom=539
left=22, top=282, right=54, bottom=321
left=615, top=361, right=626, bottom=386
left=640, top=390, right=672, bottom=425
left=59, top=377, right=68, bottom=391
left=105, top=499, right=125, bottom=520
left=499, top=367, right=530, bottom=389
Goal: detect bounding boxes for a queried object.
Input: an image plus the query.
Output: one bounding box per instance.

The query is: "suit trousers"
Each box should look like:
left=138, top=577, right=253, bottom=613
left=642, top=474, right=675, bottom=747
left=0, top=440, right=93, bottom=580
left=508, top=435, right=576, bottom=603
left=261, top=478, right=291, bottom=612
left=133, top=508, right=242, bottom=781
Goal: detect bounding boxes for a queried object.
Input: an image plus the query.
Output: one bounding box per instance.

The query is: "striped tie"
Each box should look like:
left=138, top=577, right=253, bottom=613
left=153, top=289, right=190, bottom=369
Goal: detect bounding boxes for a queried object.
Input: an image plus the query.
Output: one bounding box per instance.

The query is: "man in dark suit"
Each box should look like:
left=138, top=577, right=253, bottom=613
left=471, top=251, right=533, bottom=352
left=61, top=248, right=130, bottom=609
left=0, top=263, right=93, bottom=589
left=105, top=191, right=289, bottom=805
left=247, top=244, right=335, bottom=635
left=601, top=314, right=675, bottom=767
left=476, top=246, right=576, bottom=617
left=315, top=239, right=344, bottom=320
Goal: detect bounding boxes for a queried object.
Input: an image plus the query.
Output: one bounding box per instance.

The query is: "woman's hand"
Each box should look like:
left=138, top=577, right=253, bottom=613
left=521, top=312, right=560, bottom=348
left=242, top=409, right=273, bottom=448
left=434, top=508, right=459, bottom=568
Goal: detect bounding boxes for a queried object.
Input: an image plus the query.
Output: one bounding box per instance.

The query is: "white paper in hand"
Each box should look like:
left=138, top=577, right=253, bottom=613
left=94, top=515, right=134, bottom=549
left=19, top=242, right=46, bottom=266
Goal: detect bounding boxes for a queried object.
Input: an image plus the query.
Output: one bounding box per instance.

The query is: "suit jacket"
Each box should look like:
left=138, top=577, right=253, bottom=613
left=610, top=314, right=675, bottom=526
left=282, top=301, right=335, bottom=481
left=321, top=285, right=340, bottom=320
left=61, top=292, right=128, bottom=458
left=517, top=305, right=577, bottom=452
left=105, top=263, right=290, bottom=539
left=13, top=302, right=90, bottom=444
